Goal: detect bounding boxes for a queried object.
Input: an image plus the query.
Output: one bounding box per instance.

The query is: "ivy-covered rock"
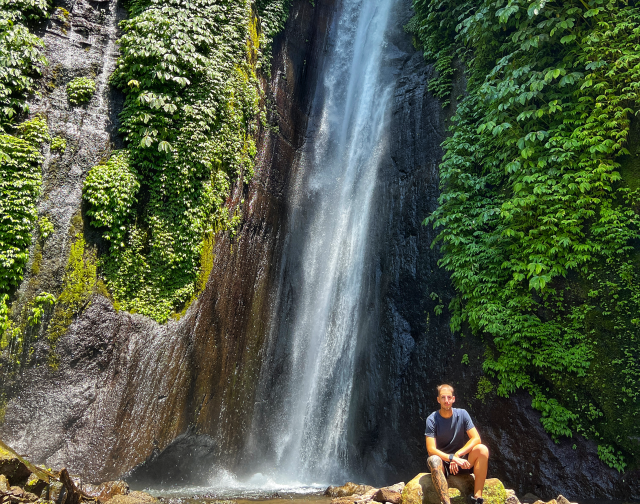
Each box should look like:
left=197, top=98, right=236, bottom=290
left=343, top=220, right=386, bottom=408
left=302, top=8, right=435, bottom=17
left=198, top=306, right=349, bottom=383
left=413, top=0, right=640, bottom=470
left=82, top=0, right=290, bottom=322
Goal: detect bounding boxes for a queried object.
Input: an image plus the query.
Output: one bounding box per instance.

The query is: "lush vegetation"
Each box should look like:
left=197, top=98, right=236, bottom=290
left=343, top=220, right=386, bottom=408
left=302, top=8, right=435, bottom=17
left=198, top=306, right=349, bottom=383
left=0, top=0, right=49, bottom=127
left=66, top=76, right=96, bottom=105
left=0, top=0, right=50, bottom=354
left=82, top=0, right=290, bottom=322
left=412, top=0, right=640, bottom=470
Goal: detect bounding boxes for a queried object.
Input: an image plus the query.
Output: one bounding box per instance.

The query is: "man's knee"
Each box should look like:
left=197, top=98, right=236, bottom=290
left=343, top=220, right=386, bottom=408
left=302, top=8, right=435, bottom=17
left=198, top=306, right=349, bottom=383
left=474, top=444, right=489, bottom=459
left=428, top=455, right=443, bottom=471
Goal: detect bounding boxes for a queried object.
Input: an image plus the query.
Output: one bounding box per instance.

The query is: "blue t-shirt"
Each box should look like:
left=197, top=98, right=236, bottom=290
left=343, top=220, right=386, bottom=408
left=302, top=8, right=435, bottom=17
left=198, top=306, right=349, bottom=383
left=425, top=408, right=475, bottom=455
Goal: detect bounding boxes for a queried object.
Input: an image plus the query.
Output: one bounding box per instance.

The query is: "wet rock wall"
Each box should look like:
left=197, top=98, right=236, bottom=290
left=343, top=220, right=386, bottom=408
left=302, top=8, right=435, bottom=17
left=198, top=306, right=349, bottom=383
left=0, top=0, right=337, bottom=484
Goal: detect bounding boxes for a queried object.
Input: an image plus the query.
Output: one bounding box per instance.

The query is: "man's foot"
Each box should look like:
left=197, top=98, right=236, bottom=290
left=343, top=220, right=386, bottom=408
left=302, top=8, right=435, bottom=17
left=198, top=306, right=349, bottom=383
left=470, top=496, right=484, bottom=504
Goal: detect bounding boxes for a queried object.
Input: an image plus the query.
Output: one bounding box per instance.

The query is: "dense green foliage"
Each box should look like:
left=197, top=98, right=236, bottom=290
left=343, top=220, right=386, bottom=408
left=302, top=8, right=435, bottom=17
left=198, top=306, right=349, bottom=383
left=0, top=116, right=49, bottom=297
left=0, top=0, right=49, bottom=128
left=66, top=77, right=96, bottom=105
left=413, top=0, right=640, bottom=469
left=83, top=0, right=289, bottom=322
left=0, top=0, right=50, bottom=345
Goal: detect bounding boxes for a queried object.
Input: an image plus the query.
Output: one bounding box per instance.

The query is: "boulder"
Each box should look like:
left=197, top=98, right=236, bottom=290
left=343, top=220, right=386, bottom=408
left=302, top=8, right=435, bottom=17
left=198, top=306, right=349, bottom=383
left=83, top=481, right=130, bottom=502
left=0, top=475, right=9, bottom=492
left=326, top=483, right=376, bottom=498
left=0, top=441, right=51, bottom=487
left=24, top=472, right=48, bottom=496
left=332, top=488, right=380, bottom=504
left=505, top=489, right=520, bottom=504
left=105, top=491, right=158, bottom=504
left=556, top=496, right=570, bottom=504
left=374, top=488, right=401, bottom=504
left=49, top=481, right=64, bottom=502
left=482, top=479, right=507, bottom=504
left=402, top=474, right=506, bottom=504
left=374, top=483, right=405, bottom=504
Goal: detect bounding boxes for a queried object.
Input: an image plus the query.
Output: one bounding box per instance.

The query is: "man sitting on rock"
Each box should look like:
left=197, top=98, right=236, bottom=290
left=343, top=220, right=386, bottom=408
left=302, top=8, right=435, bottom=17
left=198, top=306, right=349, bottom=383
left=426, top=384, right=489, bottom=504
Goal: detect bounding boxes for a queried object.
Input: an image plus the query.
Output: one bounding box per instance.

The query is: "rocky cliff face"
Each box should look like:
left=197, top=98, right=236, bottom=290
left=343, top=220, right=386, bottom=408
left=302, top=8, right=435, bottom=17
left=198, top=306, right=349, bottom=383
left=0, top=0, right=638, bottom=500
left=0, top=0, right=337, bottom=485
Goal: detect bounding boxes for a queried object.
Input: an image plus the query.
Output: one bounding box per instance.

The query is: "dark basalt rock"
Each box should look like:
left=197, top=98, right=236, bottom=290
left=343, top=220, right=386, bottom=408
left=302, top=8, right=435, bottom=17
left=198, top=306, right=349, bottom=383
left=0, top=0, right=637, bottom=500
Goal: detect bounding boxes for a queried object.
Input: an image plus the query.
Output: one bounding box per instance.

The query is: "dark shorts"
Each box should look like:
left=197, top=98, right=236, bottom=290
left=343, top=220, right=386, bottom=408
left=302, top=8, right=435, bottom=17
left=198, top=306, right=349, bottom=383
left=443, top=456, right=474, bottom=478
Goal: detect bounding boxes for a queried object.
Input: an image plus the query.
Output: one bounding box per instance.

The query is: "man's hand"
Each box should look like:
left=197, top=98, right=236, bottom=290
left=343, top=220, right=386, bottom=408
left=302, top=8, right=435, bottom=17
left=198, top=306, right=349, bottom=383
left=449, top=455, right=471, bottom=475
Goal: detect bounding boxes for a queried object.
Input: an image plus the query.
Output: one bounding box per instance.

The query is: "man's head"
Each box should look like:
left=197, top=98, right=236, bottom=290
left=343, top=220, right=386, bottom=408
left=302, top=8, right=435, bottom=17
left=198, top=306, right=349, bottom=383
left=436, top=384, right=455, bottom=410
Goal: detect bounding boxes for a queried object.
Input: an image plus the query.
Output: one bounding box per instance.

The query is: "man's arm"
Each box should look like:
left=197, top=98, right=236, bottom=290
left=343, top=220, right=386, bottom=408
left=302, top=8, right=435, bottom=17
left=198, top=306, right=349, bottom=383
left=453, top=427, right=482, bottom=458
left=426, top=437, right=469, bottom=468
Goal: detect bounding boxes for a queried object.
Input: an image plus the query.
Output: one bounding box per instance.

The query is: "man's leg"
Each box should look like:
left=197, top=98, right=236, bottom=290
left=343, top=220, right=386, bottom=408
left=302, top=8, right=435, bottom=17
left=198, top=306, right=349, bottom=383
left=428, top=455, right=450, bottom=504
left=467, top=444, right=490, bottom=498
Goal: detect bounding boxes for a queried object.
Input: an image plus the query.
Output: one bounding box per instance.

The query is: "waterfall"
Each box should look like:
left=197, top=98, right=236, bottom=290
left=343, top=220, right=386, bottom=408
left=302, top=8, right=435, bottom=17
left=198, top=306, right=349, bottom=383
left=246, top=0, right=397, bottom=484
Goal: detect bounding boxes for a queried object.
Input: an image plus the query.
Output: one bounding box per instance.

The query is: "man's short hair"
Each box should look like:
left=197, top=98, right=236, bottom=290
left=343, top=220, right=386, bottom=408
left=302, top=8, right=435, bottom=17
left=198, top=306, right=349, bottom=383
left=437, top=384, right=455, bottom=395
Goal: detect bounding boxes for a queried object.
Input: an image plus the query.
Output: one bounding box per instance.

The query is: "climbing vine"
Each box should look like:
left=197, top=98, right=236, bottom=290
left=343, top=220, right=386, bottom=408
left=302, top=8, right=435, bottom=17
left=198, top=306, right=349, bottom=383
left=0, top=0, right=49, bottom=128
left=83, top=0, right=290, bottom=322
left=414, top=0, right=640, bottom=470
left=0, top=116, right=49, bottom=330
left=0, top=0, right=50, bottom=346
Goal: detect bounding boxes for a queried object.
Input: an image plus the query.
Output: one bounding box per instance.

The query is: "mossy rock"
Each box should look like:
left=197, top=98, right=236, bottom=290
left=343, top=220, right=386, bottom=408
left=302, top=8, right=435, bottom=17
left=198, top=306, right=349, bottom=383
left=25, top=471, right=48, bottom=495
left=0, top=439, right=51, bottom=486
left=402, top=473, right=506, bottom=504
left=482, top=479, right=506, bottom=504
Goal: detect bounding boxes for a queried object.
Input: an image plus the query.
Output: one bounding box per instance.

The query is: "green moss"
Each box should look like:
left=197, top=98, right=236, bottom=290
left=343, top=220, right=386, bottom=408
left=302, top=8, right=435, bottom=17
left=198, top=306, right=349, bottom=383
left=482, top=480, right=506, bottom=504
left=30, top=248, right=42, bottom=275
left=448, top=488, right=464, bottom=504
left=47, top=236, right=98, bottom=368
left=475, top=376, right=493, bottom=404
left=197, top=232, right=216, bottom=293
left=0, top=393, right=6, bottom=424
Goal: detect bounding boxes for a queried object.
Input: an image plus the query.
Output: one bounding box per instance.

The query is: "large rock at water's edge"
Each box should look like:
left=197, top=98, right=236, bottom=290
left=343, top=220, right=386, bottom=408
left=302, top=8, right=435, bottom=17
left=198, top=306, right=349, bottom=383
left=105, top=491, right=158, bottom=504
left=326, top=483, right=376, bottom=498
left=374, top=483, right=406, bottom=504
left=83, top=481, right=130, bottom=502
left=402, top=473, right=506, bottom=504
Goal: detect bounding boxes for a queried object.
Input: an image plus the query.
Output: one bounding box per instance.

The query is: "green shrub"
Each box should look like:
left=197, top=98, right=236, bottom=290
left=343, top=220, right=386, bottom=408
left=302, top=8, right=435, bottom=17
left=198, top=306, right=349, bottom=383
left=84, top=151, right=139, bottom=245
left=66, top=77, right=96, bottom=105
left=27, top=291, right=55, bottom=326
left=38, top=215, right=54, bottom=241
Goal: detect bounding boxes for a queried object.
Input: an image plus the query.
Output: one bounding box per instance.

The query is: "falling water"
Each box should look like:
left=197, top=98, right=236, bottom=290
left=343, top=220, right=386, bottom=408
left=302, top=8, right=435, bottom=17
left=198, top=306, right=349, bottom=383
left=246, top=0, right=397, bottom=484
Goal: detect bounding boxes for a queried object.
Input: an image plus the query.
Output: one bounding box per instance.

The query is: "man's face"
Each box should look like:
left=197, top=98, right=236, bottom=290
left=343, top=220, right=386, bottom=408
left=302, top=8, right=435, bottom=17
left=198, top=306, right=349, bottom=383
left=437, top=388, right=455, bottom=410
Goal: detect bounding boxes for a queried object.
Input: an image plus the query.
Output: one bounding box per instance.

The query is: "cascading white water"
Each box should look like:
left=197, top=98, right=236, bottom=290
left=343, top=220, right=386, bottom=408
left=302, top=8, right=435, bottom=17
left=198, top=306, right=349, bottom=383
left=247, top=0, right=397, bottom=484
